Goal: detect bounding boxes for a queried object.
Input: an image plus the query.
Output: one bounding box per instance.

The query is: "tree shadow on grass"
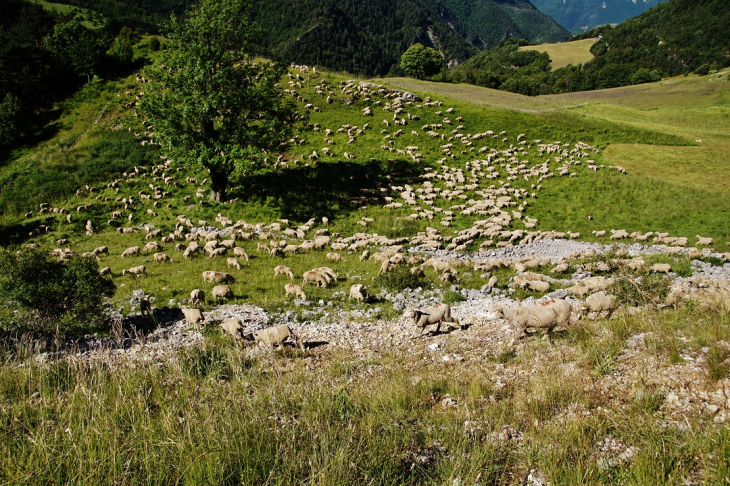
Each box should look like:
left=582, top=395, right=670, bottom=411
left=235, top=158, right=423, bottom=221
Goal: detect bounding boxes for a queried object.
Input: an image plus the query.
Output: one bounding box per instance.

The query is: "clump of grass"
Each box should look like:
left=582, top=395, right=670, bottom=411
left=609, top=268, right=671, bottom=307
left=442, top=290, right=465, bottom=304
left=706, top=345, right=730, bottom=382
left=376, top=266, right=430, bottom=292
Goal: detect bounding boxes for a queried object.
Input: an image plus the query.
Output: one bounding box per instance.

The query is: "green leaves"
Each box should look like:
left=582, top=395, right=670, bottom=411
left=140, top=0, right=294, bottom=201
left=400, top=43, right=444, bottom=80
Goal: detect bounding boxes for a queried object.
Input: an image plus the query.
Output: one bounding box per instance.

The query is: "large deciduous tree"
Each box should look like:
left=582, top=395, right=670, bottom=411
left=140, top=0, right=295, bottom=202
left=400, top=43, right=444, bottom=80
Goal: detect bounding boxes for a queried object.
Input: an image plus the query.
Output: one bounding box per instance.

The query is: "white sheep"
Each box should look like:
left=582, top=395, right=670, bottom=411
left=404, top=304, right=460, bottom=338
left=491, top=299, right=572, bottom=340
left=584, top=291, right=617, bottom=317
left=326, top=252, right=346, bottom=262
left=153, top=253, right=171, bottom=263
left=190, top=289, right=205, bottom=307
left=121, top=265, right=147, bottom=278
left=211, top=284, right=233, bottom=300
left=227, top=257, right=242, bottom=270
left=180, top=306, right=205, bottom=328
left=234, top=247, right=249, bottom=260
left=246, top=325, right=305, bottom=351
left=274, top=265, right=295, bottom=279
left=302, top=270, right=328, bottom=288
left=121, top=246, right=140, bottom=258
left=349, top=284, right=368, bottom=303
left=696, top=235, right=713, bottom=246
left=202, top=271, right=236, bottom=283
left=284, top=283, right=306, bottom=300
left=220, top=317, right=245, bottom=342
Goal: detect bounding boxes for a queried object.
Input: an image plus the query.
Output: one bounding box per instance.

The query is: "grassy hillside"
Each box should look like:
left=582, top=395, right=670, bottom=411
left=28, top=0, right=105, bottom=29
left=519, top=38, right=596, bottom=70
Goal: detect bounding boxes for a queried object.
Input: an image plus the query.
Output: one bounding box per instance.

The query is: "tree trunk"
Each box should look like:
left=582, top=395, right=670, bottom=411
left=209, top=170, right=228, bottom=202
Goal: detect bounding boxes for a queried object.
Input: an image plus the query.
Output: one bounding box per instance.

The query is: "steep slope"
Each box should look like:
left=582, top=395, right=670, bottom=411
left=421, top=0, right=569, bottom=50
left=532, top=0, right=669, bottom=33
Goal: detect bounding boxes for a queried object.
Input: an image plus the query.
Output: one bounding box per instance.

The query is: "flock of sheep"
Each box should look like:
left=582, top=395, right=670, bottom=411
left=14, top=65, right=730, bottom=349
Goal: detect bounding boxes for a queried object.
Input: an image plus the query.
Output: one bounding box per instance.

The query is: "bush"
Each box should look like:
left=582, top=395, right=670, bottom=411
left=0, top=249, right=115, bottom=334
left=376, top=266, right=429, bottom=292
left=609, top=268, right=670, bottom=307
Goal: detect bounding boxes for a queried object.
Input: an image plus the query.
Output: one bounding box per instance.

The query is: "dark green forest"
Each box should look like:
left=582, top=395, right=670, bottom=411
left=47, top=0, right=568, bottom=76
left=0, top=0, right=139, bottom=151
left=436, top=0, right=730, bottom=95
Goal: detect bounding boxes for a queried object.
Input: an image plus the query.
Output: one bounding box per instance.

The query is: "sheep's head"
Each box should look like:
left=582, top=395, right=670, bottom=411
left=403, top=307, right=418, bottom=321
left=489, top=304, right=504, bottom=320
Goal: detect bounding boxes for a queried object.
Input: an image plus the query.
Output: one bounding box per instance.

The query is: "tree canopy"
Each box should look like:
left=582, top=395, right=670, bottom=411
left=400, top=43, right=443, bottom=79
left=140, top=0, right=295, bottom=202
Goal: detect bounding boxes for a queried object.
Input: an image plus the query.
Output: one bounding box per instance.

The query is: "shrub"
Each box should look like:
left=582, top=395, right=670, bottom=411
left=376, top=266, right=429, bottom=292
left=609, top=268, right=671, bottom=307
left=0, top=249, right=115, bottom=334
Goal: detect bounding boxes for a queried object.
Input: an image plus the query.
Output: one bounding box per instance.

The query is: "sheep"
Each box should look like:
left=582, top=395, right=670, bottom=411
left=410, top=267, right=424, bottom=277
left=404, top=303, right=460, bottom=338
left=202, top=271, right=236, bottom=284
left=270, top=247, right=284, bottom=257
left=227, top=257, right=242, bottom=270
left=360, top=250, right=370, bottom=261
left=234, top=247, right=249, bottom=260
left=285, top=283, right=306, bottom=300
left=491, top=299, right=572, bottom=340
left=121, top=265, right=147, bottom=278
left=190, top=289, right=205, bottom=307
left=696, top=235, right=713, bottom=246
left=99, top=267, right=112, bottom=276
left=246, top=325, right=305, bottom=351
left=650, top=263, right=671, bottom=274
left=303, top=270, right=328, bottom=287
left=180, top=306, right=205, bottom=328
left=315, top=267, right=338, bottom=282
left=584, top=291, right=617, bottom=318
left=143, top=241, right=161, bottom=253
left=211, top=284, right=233, bottom=300
left=591, top=230, right=606, bottom=238
left=140, top=298, right=152, bottom=317
left=379, top=260, right=397, bottom=275
left=153, top=252, right=171, bottom=263
left=326, top=252, right=346, bottom=262
left=274, top=265, right=294, bottom=279
left=121, top=246, right=140, bottom=258
left=92, top=246, right=108, bottom=256
left=220, top=317, right=245, bottom=342
left=349, top=284, right=368, bottom=303
left=440, top=272, right=457, bottom=283
left=209, top=247, right=228, bottom=258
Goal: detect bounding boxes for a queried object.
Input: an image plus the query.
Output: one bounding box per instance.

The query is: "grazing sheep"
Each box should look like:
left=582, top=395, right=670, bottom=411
left=180, top=306, right=205, bottom=328
left=208, top=247, right=227, bottom=258
left=234, top=247, right=249, bottom=260
left=303, top=270, right=328, bottom=287
left=552, top=263, right=570, bottom=274
left=584, top=291, right=617, bottom=317
left=269, top=247, right=284, bottom=257
left=121, top=246, right=140, bottom=258
left=190, top=289, right=205, bottom=307
left=211, top=284, right=233, bottom=300
left=220, top=317, right=245, bottom=342
left=285, top=283, right=306, bottom=300
left=143, top=241, right=161, bottom=253
left=92, top=246, right=109, bottom=256
left=316, top=267, right=338, bottom=282
left=359, top=250, right=370, bottom=261
left=485, top=275, right=499, bottom=288
left=650, top=263, right=671, bottom=274
left=440, top=272, right=457, bottom=283
left=202, top=271, right=236, bottom=284
left=404, top=303, right=460, bottom=338
left=121, top=265, right=147, bottom=278
left=410, top=267, right=424, bottom=277
left=227, top=257, right=242, bottom=270
left=592, top=230, right=606, bottom=238
left=274, top=265, right=294, bottom=279
left=99, top=267, right=112, bottom=276
left=349, top=284, right=368, bottom=303
left=491, top=299, right=572, bottom=340
left=379, top=260, right=397, bottom=275
left=326, top=252, right=346, bottom=262
left=153, top=252, right=171, bottom=263
left=246, top=325, right=305, bottom=351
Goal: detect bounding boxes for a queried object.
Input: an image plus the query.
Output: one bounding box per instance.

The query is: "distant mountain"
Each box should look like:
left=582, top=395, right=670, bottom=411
left=531, top=0, right=669, bottom=33
left=51, top=0, right=569, bottom=75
